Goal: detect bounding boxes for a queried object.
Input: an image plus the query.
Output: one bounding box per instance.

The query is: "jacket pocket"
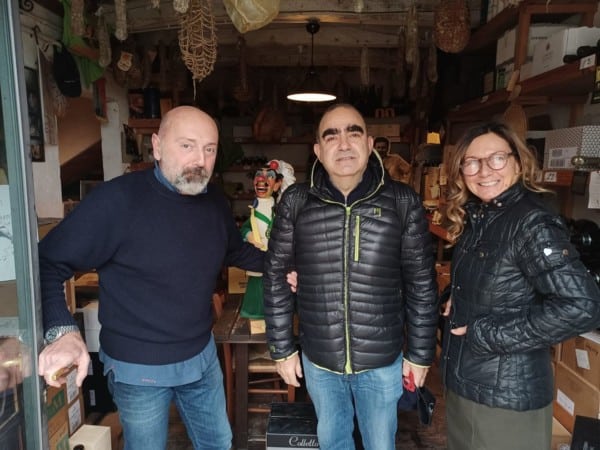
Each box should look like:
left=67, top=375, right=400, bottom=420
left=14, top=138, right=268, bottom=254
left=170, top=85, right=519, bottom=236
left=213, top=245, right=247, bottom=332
left=456, top=337, right=500, bottom=387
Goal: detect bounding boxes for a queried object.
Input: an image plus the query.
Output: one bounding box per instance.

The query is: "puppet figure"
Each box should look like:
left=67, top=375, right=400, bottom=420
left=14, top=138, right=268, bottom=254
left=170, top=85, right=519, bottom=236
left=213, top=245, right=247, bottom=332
left=240, top=159, right=295, bottom=320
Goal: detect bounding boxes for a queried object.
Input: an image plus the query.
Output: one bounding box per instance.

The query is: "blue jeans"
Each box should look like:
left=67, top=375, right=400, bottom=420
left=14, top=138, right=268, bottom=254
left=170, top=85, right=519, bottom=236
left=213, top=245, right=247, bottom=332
left=106, top=343, right=232, bottom=450
left=302, top=352, right=403, bottom=450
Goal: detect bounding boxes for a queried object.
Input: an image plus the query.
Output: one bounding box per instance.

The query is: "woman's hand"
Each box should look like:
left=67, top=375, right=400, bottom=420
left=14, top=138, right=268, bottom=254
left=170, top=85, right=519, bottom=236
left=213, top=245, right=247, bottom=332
left=450, top=326, right=467, bottom=336
left=442, top=296, right=452, bottom=317
left=286, top=271, right=298, bottom=293
left=442, top=297, right=467, bottom=335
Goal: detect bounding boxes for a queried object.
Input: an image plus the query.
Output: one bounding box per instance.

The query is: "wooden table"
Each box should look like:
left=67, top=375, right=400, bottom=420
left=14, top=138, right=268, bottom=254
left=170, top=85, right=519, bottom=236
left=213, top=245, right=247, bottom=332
left=213, top=294, right=267, bottom=450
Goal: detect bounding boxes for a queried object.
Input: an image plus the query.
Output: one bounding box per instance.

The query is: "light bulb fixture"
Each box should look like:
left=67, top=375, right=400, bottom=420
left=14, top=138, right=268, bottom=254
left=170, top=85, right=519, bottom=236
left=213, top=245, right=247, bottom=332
left=287, top=19, right=336, bottom=103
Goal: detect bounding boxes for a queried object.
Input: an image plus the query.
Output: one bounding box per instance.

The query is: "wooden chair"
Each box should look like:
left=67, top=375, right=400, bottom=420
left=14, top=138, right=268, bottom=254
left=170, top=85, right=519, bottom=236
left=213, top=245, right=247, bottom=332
left=211, top=292, right=295, bottom=422
left=212, top=291, right=234, bottom=423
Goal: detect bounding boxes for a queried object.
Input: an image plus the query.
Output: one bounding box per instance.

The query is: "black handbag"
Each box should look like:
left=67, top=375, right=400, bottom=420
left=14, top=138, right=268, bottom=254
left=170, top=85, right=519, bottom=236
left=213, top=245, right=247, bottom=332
left=398, top=378, right=437, bottom=426
left=416, top=386, right=436, bottom=426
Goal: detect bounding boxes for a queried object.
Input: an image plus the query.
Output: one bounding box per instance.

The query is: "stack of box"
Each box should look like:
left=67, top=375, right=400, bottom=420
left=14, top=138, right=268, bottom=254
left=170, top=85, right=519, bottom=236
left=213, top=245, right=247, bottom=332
left=553, top=330, right=600, bottom=435
left=69, top=424, right=112, bottom=450
left=266, top=403, right=319, bottom=449
left=530, top=27, right=600, bottom=78
left=543, top=126, right=600, bottom=170
left=495, top=24, right=567, bottom=89
left=46, top=366, right=85, bottom=449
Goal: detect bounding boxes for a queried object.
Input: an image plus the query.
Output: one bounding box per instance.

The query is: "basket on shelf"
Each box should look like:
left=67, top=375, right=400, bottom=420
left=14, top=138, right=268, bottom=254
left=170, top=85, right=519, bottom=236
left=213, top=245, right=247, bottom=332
left=503, top=103, right=528, bottom=141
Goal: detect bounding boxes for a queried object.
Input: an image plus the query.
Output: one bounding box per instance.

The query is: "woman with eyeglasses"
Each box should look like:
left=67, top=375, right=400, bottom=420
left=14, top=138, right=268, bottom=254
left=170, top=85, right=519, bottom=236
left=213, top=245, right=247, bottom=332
left=440, top=121, right=600, bottom=449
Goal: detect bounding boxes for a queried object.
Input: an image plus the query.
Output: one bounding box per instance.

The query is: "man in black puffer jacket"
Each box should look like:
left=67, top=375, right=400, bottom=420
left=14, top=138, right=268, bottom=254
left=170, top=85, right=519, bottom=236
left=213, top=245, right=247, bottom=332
left=263, top=104, right=439, bottom=450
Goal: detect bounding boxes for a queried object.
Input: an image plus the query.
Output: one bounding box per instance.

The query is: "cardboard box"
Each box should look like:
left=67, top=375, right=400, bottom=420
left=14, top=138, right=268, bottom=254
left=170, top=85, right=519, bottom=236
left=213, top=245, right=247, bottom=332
left=267, top=403, right=319, bottom=449
left=560, top=332, right=600, bottom=388
left=495, top=61, right=514, bottom=91
left=249, top=318, right=266, bottom=335
left=69, top=425, right=112, bottom=450
left=520, top=61, right=533, bottom=81
left=544, top=126, right=600, bottom=170
left=77, top=301, right=101, bottom=352
left=551, top=342, right=562, bottom=364
left=228, top=267, right=248, bottom=294
left=553, top=362, right=600, bottom=433
left=531, top=27, right=600, bottom=77
left=68, top=395, right=85, bottom=436
left=48, top=420, right=70, bottom=450
left=46, top=384, right=68, bottom=439
left=496, top=25, right=568, bottom=66
left=551, top=416, right=571, bottom=450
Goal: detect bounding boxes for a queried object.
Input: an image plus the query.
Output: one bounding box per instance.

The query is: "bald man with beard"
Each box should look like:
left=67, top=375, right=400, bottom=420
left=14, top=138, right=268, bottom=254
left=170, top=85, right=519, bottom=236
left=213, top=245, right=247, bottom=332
left=38, top=106, right=264, bottom=450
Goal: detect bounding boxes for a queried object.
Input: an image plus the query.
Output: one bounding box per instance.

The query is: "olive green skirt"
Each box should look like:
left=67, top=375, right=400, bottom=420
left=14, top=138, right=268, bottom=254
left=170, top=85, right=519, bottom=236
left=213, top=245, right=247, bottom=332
left=446, top=389, right=552, bottom=450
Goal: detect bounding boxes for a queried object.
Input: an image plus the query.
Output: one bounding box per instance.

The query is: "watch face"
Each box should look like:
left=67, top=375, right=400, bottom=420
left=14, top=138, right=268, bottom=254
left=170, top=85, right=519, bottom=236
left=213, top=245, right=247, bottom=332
left=45, top=325, right=79, bottom=343
left=45, top=328, right=59, bottom=342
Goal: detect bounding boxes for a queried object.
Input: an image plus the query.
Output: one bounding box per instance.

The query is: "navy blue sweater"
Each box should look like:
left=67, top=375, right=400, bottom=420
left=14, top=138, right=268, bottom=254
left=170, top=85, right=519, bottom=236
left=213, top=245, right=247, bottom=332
left=39, top=169, right=263, bottom=364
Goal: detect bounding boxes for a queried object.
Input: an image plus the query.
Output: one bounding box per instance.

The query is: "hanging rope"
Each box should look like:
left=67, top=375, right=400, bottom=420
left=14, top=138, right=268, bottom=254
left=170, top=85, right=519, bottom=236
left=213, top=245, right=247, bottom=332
left=178, top=0, right=218, bottom=96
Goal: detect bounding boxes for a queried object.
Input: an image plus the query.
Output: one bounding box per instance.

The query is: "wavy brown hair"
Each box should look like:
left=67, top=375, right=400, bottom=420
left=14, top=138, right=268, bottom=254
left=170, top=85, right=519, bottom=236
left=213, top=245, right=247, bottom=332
left=445, top=121, right=550, bottom=243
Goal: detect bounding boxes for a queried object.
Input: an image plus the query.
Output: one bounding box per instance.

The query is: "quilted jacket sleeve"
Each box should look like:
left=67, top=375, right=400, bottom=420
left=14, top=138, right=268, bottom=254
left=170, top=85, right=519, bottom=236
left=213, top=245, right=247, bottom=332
left=263, top=185, right=304, bottom=359
left=467, top=213, right=600, bottom=356
left=399, top=187, right=440, bottom=367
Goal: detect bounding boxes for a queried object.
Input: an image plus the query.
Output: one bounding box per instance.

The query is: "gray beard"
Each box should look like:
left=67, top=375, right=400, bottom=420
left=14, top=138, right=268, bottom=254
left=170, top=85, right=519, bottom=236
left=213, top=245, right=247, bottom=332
left=174, top=169, right=210, bottom=195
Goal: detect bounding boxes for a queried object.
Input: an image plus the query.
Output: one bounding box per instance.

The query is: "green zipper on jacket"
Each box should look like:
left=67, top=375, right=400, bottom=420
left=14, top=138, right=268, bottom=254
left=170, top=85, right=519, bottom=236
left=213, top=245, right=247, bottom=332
left=344, top=206, right=352, bottom=373
left=309, top=156, right=386, bottom=374
left=353, top=216, right=360, bottom=261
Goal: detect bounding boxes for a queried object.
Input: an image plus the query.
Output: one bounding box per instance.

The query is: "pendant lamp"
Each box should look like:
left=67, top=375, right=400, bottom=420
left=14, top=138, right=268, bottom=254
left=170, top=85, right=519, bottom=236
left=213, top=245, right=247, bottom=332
left=287, top=19, right=336, bottom=103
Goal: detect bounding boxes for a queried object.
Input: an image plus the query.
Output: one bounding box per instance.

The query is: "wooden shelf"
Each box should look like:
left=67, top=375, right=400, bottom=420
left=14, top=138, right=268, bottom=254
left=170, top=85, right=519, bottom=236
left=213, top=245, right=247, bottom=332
left=447, top=62, right=596, bottom=121
left=128, top=118, right=160, bottom=135
left=464, top=0, right=599, bottom=52
left=428, top=219, right=452, bottom=242
left=541, top=170, right=575, bottom=187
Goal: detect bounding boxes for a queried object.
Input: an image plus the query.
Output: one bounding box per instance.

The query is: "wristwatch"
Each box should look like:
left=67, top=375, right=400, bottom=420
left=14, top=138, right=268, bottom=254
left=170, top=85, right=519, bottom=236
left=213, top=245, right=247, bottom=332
left=44, top=325, right=80, bottom=345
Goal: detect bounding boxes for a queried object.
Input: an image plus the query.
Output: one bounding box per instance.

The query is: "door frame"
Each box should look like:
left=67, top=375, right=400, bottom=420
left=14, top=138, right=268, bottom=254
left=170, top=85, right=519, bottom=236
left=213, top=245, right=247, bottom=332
left=0, top=2, right=45, bottom=448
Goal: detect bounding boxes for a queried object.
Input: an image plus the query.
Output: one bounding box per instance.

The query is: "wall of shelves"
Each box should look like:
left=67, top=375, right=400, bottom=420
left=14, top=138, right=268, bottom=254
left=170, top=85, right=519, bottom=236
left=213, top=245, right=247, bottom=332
left=441, top=0, right=599, bottom=227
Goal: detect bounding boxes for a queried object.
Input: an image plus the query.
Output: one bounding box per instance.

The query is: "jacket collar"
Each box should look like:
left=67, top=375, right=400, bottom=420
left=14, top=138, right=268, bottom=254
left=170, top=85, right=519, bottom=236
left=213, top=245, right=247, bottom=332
left=465, top=182, right=526, bottom=215
left=309, top=152, right=386, bottom=204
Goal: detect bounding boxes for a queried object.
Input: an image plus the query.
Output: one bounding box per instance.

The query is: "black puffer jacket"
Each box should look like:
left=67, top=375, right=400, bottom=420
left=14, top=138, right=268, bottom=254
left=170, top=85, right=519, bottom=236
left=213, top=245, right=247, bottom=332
left=442, top=183, right=600, bottom=411
left=264, top=154, right=439, bottom=373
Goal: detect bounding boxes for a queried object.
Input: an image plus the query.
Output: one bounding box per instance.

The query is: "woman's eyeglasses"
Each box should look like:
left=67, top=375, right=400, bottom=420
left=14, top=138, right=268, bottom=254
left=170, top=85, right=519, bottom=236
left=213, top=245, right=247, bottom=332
left=460, top=152, right=514, bottom=176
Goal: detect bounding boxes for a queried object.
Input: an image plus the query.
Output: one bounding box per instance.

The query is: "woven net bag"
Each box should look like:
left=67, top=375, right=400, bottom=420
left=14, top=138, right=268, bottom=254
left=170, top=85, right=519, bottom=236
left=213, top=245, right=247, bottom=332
left=179, top=0, right=218, bottom=89
left=433, top=0, right=471, bottom=53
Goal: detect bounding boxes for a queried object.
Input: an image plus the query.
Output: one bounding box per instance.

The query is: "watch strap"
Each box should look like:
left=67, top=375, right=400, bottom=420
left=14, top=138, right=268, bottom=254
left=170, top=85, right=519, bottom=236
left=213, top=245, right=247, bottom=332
left=44, top=324, right=81, bottom=344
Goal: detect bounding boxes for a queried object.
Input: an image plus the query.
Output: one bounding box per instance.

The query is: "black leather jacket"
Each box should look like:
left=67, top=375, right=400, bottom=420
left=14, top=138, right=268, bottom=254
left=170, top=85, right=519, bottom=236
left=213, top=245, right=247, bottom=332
left=441, top=183, right=600, bottom=411
left=264, top=154, right=439, bottom=373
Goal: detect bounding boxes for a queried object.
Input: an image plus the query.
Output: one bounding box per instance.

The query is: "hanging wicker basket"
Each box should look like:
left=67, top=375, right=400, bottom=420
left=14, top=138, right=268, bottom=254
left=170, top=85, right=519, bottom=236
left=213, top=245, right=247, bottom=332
left=503, top=103, right=528, bottom=141
left=433, top=0, right=471, bottom=53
